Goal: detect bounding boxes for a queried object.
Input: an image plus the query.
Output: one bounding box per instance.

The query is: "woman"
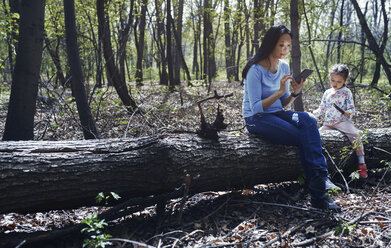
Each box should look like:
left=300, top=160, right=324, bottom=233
left=242, top=25, right=341, bottom=211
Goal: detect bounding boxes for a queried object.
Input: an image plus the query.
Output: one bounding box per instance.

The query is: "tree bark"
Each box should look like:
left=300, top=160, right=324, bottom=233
left=0, top=128, right=390, bottom=213
left=134, top=0, right=147, bottom=85
left=173, top=0, right=185, bottom=85
left=223, top=0, right=234, bottom=82
left=96, top=0, right=138, bottom=111
left=337, top=0, right=345, bottom=63
left=63, top=0, right=99, bottom=140
left=203, top=0, right=216, bottom=85
left=290, top=0, right=303, bottom=112
left=2, top=0, right=46, bottom=141
left=154, top=0, right=169, bottom=85
left=166, top=0, right=175, bottom=87
left=44, top=37, right=67, bottom=86
left=350, top=0, right=391, bottom=86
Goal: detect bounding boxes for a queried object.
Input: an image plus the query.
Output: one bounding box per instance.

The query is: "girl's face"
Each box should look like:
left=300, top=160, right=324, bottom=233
left=271, top=33, right=291, bottom=59
left=330, top=73, right=346, bottom=90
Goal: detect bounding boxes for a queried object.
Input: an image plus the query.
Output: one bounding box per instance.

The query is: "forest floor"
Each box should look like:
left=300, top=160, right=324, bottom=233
left=0, top=79, right=391, bottom=247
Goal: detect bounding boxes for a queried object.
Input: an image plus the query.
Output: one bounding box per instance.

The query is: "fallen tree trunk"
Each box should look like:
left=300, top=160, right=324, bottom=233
left=0, top=128, right=390, bottom=213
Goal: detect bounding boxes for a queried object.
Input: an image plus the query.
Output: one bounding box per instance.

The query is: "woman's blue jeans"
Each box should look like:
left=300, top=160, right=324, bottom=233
left=244, top=110, right=328, bottom=181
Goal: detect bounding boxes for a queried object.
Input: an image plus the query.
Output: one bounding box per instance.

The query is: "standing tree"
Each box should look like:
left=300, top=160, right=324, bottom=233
left=223, top=0, right=234, bottom=82
left=118, top=0, right=135, bottom=87
left=153, top=0, right=169, bottom=85
left=2, top=0, right=46, bottom=141
left=290, top=0, right=304, bottom=111
left=203, top=0, right=216, bottom=87
left=191, top=1, right=202, bottom=80
left=172, top=0, right=184, bottom=85
left=96, top=0, right=138, bottom=112
left=134, top=0, right=147, bottom=85
left=166, top=0, right=175, bottom=87
left=337, top=0, right=345, bottom=63
left=3, top=0, right=20, bottom=77
left=63, top=0, right=99, bottom=139
left=351, top=0, right=391, bottom=87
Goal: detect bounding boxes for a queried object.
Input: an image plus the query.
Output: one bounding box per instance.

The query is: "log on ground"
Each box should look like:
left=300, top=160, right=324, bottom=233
left=0, top=128, right=390, bottom=213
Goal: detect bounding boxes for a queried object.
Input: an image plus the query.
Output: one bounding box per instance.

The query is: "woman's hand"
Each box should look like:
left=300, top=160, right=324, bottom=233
left=278, top=75, right=293, bottom=95
left=291, top=77, right=305, bottom=95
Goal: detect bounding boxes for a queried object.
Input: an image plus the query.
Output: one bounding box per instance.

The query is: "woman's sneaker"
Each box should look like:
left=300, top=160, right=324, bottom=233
left=311, top=197, right=342, bottom=212
left=358, top=163, right=368, bottom=179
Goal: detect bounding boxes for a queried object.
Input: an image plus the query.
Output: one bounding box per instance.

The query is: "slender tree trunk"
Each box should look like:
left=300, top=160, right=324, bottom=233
left=236, top=16, right=244, bottom=82
left=63, top=0, right=99, bottom=139
left=172, top=0, right=184, bottom=85
left=290, top=0, right=304, bottom=111
left=44, top=37, right=66, bottom=86
left=359, top=2, right=368, bottom=84
left=169, top=3, right=191, bottom=84
left=252, top=0, right=261, bottom=54
left=155, top=0, right=168, bottom=85
left=2, top=0, right=46, bottom=141
left=325, top=2, right=337, bottom=76
left=203, top=0, right=216, bottom=86
left=118, top=0, right=134, bottom=86
left=192, top=11, right=200, bottom=80
left=337, top=0, right=345, bottom=63
left=302, top=0, right=325, bottom=91
left=134, top=0, right=147, bottom=85
left=351, top=0, right=391, bottom=86
left=166, top=0, right=174, bottom=87
left=244, top=1, right=251, bottom=59
left=223, top=0, right=234, bottom=82
left=4, top=0, right=20, bottom=77
left=96, top=0, right=138, bottom=111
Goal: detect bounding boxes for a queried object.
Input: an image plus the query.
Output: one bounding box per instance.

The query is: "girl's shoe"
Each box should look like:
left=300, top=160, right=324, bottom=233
left=358, top=163, right=368, bottom=179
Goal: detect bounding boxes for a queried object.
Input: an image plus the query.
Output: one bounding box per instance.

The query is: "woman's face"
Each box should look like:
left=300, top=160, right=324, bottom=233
left=329, top=73, right=346, bottom=90
left=271, top=33, right=291, bottom=59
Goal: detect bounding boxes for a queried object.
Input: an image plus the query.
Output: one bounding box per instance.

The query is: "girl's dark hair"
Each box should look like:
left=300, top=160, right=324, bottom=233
left=241, top=25, right=292, bottom=80
left=329, top=64, right=350, bottom=81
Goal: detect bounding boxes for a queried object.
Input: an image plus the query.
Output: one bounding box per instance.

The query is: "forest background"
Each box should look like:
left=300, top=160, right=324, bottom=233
left=0, top=1, right=390, bottom=247
left=0, top=0, right=390, bottom=141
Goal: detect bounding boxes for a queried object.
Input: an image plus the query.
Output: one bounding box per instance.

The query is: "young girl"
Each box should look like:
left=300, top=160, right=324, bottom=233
left=242, top=25, right=341, bottom=211
left=313, top=64, right=367, bottom=178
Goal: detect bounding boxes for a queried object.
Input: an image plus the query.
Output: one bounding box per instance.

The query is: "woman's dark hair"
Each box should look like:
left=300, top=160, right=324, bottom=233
left=241, top=25, right=292, bottom=80
left=329, top=64, right=350, bottom=81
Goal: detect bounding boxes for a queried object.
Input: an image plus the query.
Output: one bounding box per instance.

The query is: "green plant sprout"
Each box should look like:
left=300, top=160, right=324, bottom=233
left=81, top=192, right=121, bottom=248
left=81, top=214, right=112, bottom=248
left=96, top=192, right=121, bottom=205
left=333, top=220, right=356, bottom=235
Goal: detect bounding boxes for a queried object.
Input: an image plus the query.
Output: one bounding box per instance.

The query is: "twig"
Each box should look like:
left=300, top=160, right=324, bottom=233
left=323, top=147, right=350, bottom=193
left=15, top=240, right=26, bottom=248
left=373, top=146, right=391, bottom=156
left=171, top=229, right=204, bottom=248
left=108, top=238, right=156, bottom=248
left=291, top=230, right=334, bottom=246
left=261, top=219, right=315, bottom=248
left=359, top=220, right=391, bottom=224
left=235, top=200, right=328, bottom=215
left=181, top=197, right=231, bottom=228
left=147, top=230, right=188, bottom=243
left=347, top=210, right=374, bottom=225
left=196, top=90, right=233, bottom=105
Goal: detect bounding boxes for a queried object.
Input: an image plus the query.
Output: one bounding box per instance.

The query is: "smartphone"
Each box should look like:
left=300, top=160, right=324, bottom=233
left=333, top=103, right=345, bottom=114
left=294, top=68, right=313, bottom=83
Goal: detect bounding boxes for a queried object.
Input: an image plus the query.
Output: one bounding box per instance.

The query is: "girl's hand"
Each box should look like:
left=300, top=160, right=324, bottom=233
left=344, top=111, right=351, bottom=118
left=291, top=77, right=305, bottom=95
left=279, top=75, right=293, bottom=95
